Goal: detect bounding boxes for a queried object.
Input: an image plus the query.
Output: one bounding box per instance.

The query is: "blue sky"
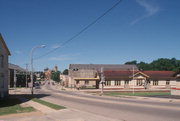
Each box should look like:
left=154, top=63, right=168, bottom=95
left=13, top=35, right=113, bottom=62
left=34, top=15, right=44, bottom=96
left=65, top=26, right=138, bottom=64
left=0, top=0, right=180, bottom=71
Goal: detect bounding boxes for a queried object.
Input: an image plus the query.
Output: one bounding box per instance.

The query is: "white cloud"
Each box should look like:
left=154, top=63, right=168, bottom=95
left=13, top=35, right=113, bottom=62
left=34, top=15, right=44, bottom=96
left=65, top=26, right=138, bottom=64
left=15, top=50, right=22, bottom=54
left=131, top=0, right=159, bottom=25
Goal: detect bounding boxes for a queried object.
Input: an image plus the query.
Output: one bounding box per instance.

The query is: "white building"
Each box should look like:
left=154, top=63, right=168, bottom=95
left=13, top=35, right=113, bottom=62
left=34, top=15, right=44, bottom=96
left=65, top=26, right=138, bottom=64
left=0, top=34, right=11, bottom=99
left=171, top=73, right=180, bottom=95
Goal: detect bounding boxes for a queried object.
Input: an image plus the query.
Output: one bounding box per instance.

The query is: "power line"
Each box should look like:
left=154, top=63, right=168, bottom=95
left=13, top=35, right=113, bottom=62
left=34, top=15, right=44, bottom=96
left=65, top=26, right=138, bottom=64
left=35, top=0, right=123, bottom=60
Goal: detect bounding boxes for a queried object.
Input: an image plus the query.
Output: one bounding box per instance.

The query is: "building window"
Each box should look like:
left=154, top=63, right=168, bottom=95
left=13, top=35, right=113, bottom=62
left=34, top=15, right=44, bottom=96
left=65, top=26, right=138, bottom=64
left=73, top=68, right=79, bottom=71
left=153, top=80, right=158, bottom=86
left=85, top=80, right=89, bottom=85
left=125, top=80, right=129, bottom=85
left=0, top=55, right=4, bottom=68
left=115, top=80, right=121, bottom=86
left=105, top=81, right=111, bottom=86
left=137, top=79, right=143, bottom=86
left=166, top=80, right=170, bottom=85
left=0, top=73, right=5, bottom=88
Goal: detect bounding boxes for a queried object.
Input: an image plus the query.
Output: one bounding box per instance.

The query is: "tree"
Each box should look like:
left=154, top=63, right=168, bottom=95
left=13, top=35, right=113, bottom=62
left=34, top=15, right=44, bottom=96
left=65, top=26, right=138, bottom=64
left=62, top=69, right=68, bottom=75
left=124, top=58, right=180, bottom=72
left=125, top=60, right=137, bottom=65
left=51, top=71, right=61, bottom=82
left=137, top=61, right=152, bottom=70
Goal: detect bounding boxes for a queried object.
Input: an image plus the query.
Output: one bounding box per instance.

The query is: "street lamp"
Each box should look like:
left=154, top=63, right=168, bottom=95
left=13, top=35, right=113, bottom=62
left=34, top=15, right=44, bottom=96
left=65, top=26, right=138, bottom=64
left=30, top=45, right=46, bottom=95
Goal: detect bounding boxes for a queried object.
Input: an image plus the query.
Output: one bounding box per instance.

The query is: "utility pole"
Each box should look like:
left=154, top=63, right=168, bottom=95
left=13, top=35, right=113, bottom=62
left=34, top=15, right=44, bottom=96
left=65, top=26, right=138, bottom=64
left=30, top=45, right=46, bottom=95
left=100, top=67, right=105, bottom=95
left=26, top=64, right=28, bottom=88
left=132, top=66, right=135, bottom=95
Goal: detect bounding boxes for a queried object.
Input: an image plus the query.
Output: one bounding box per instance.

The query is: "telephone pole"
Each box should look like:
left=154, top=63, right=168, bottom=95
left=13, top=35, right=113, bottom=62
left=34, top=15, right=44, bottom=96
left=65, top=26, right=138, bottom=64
left=132, top=66, right=135, bottom=95
left=100, top=67, right=105, bottom=95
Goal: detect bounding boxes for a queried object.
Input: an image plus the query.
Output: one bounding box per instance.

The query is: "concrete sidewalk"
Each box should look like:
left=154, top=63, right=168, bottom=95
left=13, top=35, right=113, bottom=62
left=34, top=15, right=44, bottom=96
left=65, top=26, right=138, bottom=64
left=2, top=108, right=120, bottom=121
left=4, top=88, right=121, bottom=121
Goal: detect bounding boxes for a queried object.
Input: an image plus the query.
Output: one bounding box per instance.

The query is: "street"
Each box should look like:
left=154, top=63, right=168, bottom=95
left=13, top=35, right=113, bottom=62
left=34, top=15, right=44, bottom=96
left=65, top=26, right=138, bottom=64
left=35, top=83, right=180, bottom=121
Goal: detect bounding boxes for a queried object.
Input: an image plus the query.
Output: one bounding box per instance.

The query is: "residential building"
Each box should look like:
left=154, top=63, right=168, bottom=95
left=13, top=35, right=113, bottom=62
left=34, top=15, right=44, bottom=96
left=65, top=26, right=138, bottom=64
left=0, top=34, right=11, bottom=99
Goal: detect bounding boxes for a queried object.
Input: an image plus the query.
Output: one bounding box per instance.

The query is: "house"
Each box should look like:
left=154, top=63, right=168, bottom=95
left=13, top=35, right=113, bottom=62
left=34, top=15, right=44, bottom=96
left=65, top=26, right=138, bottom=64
left=0, top=34, right=11, bottom=99
left=68, top=64, right=176, bottom=90
left=68, top=64, right=138, bottom=89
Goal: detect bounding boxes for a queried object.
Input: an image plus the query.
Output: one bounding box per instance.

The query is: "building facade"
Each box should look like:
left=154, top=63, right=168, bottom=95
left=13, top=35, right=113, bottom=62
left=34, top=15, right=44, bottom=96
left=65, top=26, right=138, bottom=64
left=103, top=71, right=176, bottom=90
left=68, top=64, right=138, bottom=89
left=171, top=72, right=180, bottom=95
left=0, top=34, right=11, bottom=99
left=60, top=74, right=69, bottom=87
left=68, top=64, right=176, bottom=90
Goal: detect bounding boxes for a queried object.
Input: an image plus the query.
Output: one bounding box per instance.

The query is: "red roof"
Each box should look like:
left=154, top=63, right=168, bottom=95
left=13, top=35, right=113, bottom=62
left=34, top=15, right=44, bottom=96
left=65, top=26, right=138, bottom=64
left=104, top=70, right=175, bottom=80
left=142, top=71, right=175, bottom=78
left=104, top=70, right=138, bottom=79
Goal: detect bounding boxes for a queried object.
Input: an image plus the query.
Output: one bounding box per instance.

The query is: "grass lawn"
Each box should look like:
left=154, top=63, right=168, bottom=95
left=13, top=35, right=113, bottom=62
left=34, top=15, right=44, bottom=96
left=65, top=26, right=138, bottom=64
left=32, top=98, right=66, bottom=110
left=0, top=98, right=35, bottom=116
left=104, top=92, right=171, bottom=97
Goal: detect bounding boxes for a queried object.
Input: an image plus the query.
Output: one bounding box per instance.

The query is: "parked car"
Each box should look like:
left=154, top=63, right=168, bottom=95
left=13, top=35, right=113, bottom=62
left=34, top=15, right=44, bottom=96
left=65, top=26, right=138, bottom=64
left=35, top=82, right=40, bottom=89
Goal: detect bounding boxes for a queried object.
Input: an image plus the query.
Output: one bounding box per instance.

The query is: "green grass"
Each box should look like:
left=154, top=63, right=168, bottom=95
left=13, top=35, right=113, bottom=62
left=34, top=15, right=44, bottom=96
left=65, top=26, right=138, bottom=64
left=104, top=92, right=171, bottom=97
left=0, top=98, right=35, bottom=116
left=32, top=98, right=66, bottom=110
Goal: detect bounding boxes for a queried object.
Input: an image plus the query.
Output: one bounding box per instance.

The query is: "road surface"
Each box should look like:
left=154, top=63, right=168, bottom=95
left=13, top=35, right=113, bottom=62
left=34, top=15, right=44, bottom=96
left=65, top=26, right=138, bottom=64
left=36, top=82, right=180, bottom=121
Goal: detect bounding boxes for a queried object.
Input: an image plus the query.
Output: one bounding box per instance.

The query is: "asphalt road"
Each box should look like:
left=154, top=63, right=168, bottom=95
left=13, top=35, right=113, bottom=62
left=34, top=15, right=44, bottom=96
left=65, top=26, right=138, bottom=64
left=36, top=83, right=180, bottom=121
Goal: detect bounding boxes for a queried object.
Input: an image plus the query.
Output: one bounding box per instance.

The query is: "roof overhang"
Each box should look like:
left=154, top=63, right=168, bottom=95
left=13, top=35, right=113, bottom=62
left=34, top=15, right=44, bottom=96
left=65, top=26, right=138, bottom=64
left=74, top=77, right=100, bottom=80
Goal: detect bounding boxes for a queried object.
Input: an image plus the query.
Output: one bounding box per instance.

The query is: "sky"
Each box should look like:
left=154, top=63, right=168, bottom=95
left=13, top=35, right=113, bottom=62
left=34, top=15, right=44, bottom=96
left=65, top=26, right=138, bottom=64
left=0, top=0, right=180, bottom=72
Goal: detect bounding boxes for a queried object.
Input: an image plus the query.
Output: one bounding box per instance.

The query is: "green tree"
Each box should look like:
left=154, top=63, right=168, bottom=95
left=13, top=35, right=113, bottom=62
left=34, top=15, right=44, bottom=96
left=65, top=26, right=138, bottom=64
left=137, top=61, right=152, bottom=70
left=51, top=71, right=61, bottom=82
left=62, top=69, right=68, bottom=75
left=124, top=58, right=180, bottom=72
left=125, top=60, right=137, bottom=65
left=150, top=58, right=174, bottom=71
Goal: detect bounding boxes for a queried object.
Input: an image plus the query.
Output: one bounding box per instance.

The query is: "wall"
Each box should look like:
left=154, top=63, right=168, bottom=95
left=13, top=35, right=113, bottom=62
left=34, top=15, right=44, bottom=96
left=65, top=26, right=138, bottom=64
left=69, top=69, right=98, bottom=88
left=0, top=39, right=9, bottom=98
left=104, top=79, right=176, bottom=90
left=171, top=80, right=180, bottom=95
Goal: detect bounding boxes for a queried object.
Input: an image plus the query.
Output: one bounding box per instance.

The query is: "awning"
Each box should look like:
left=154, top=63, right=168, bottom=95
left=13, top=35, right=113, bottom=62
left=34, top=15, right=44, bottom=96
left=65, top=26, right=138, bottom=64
left=74, top=77, right=100, bottom=80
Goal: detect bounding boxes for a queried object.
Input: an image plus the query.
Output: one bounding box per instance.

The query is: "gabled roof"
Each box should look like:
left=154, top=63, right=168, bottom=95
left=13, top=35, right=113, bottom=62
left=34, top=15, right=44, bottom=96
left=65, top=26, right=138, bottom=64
left=0, top=33, right=11, bottom=55
left=133, top=71, right=150, bottom=78
left=9, top=63, right=26, bottom=72
left=69, top=64, right=138, bottom=71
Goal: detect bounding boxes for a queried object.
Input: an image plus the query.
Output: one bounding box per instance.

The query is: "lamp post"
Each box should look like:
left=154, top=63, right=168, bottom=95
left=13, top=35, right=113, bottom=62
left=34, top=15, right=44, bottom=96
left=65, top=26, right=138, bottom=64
left=30, top=45, right=46, bottom=95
